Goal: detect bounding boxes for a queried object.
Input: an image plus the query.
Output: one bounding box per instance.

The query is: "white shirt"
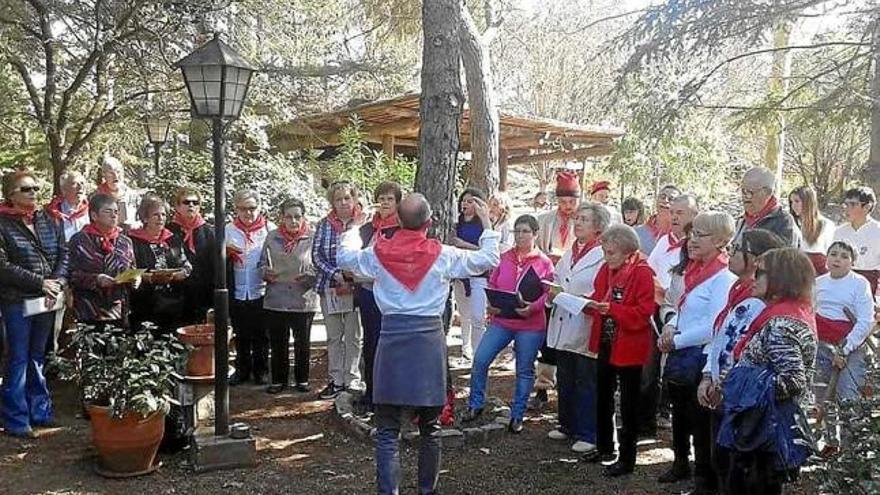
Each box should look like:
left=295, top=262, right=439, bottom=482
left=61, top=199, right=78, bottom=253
left=815, top=271, right=875, bottom=355
left=834, top=219, right=880, bottom=271
left=800, top=216, right=836, bottom=254
left=226, top=221, right=274, bottom=301
left=647, top=234, right=682, bottom=291
left=661, top=270, right=737, bottom=350
left=60, top=199, right=89, bottom=241
left=493, top=218, right=513, bottom=252
left=337, top=229, right=500, bottom=316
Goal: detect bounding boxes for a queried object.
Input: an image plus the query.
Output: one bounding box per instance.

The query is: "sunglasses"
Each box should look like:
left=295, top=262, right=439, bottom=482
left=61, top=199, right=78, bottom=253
left=181, top=199, right=200, bottom=206
left=18, top=185, right=40, bottom=193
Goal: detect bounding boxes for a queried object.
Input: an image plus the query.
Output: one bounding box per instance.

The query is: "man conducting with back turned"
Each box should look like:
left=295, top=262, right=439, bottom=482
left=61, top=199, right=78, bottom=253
left=337, top=193, right=500, bottom=495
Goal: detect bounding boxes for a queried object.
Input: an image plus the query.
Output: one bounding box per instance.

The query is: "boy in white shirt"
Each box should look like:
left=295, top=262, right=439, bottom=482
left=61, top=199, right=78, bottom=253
left=834, top=186, right=880, bottom=298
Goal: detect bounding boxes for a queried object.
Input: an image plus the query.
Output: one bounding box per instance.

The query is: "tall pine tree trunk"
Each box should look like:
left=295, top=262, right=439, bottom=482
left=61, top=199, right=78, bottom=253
left=459, top=5, right=499, bottom=195
left=416, top=0, right=464, bottom=242
left=765, top=22, right=792, bottom=195
left=867, top=16, right=880, bottom=213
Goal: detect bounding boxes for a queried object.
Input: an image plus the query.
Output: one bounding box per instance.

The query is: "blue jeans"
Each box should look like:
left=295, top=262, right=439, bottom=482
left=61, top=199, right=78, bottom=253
left=1, top=304, right=55, bottom=434
left=468, top=324, right=545, bottom=421
left=375, top=404, right=441, bottom=495
left=557, top=350, right=597, bottom=443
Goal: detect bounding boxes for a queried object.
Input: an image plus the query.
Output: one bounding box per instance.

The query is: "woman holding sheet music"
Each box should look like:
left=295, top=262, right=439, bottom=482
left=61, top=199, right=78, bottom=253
left=462, top=214, right=554, bottom=433
left=0, top=170, right=68, bottom=438
left=543, top=203, right=609, bottom=455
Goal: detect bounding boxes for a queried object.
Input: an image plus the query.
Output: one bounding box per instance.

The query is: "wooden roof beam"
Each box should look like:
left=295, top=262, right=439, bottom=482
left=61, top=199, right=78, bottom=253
left=507, top=145, right=613, bottom=165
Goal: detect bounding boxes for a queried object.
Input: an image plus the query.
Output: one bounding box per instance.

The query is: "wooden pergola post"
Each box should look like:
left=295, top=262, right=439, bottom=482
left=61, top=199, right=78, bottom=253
left=499, top=148, right=509, bottom=191
left=382, top=134, right=395, bottom=159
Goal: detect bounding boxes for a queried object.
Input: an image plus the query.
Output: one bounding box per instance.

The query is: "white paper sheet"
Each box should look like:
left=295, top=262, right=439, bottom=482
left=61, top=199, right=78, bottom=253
left=554, top=292, right=590, bottom=315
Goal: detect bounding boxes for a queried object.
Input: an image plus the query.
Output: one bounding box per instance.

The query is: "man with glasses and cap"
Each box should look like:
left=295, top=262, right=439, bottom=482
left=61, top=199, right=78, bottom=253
left=834, top=186, right=880, bottom=297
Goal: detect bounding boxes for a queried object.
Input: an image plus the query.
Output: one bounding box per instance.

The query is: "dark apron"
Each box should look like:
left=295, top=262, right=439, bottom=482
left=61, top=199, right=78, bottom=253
left=374, top=314, right=447, bottom=407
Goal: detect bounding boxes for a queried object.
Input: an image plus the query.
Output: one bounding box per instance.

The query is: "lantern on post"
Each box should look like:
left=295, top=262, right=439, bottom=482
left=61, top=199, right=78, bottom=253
left=143, top=116, right=171, bottom=175
left=175, top=34, right=255, bottom=439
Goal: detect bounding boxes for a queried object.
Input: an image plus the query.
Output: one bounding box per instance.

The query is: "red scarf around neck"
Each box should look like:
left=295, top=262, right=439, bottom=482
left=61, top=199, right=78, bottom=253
left=679, top=252, right=729, bottom=307
left=570, top=238, right=600, bottom=268
left=645, top=214, right=671, bottom=240
left=512, top=247, right=542, bottom=270
left=744, top=196, right=779, bottom=228
left=666, top=232, right=684, bottom=252
left=374, top=225, right=442, bottom=292
left=172, top=211, right=206, bottom=252
left=128, top=227, right=174, bottom=248
left=732, top=298, right=815, bottom=360
left=233, top=215, right=267, bottom=246
left=45, top=195, right=88, bottom=223
left=278, top=220, right=310, bottom=254
left=83, top=223, right=121, bottom=254
left=0, top=203, right=37, bottom=225
left=556, top=210, right=573, bottom=247
left=600, top=253, right=645, bottom=302
left=712, top=276, right=756, bottom=333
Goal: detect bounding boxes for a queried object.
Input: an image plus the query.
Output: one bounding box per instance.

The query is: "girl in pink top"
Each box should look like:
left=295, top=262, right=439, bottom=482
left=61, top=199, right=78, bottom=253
left=462, top=214, right=555, bottom=433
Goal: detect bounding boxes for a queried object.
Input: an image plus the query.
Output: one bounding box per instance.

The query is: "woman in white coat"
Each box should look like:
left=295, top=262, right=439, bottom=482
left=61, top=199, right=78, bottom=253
left=544, top=203, right=610, bottom=454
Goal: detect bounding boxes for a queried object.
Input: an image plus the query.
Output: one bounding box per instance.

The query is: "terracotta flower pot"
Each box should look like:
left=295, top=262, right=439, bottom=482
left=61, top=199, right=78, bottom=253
left=177, top=324, right=215, bottom=378
left=87, top=405, right=164, bottom=477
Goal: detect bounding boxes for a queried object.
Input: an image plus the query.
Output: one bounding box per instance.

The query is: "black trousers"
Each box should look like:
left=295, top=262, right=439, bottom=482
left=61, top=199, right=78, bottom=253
left=726, top=451, right=788, bottom=495
left=537, top=306, right=558, bottom=366
left=668, top=379, right=714, bottom=486
left=711, top=410, right=732, bottom=495
left=357, top=287, right=382, bottom=404
left=266, top=310, right=314, bottom=386
left=637, top=313, right=664, bottom=433
left=230, top=297, right=267, bottom=380
left=597, top=349, right=642, bottom=468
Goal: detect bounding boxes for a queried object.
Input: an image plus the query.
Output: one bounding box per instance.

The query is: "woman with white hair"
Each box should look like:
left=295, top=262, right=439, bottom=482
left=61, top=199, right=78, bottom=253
left=227, top=188, right=274, bottom=386
left=657, top=212, right=737, bottom=493
left=544, top=203, right=609, bottom=453
left=95, top=154, right=141, bottom=230
left=488, top=191, right=514, bottom=251
left=45, top=170, right=89, bottom=240
left=585, top=224, right=657, bottom=477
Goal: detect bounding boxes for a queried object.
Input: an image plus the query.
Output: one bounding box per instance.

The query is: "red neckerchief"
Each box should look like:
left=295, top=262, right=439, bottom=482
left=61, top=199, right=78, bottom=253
left=83, top=222, right=121, bottom=254
left=600, top=252, right=645, bottom=302
left=278, top=220, right=309, bottom=254
left=371, top=212, right=399, bottom=240
left=679, top=252, right=729, bottom=307
left=0, top=203, right=37, bottom=225
left=570, top=238, right=600, bottom=268
left=128, top=227, right=174, bottom=248
left=556, top=210, right=573, bottom=247
left=644, top=214, right=670, bottom=240
left=744, top=196, right=779, bottom=228
left=733, top=299, right=815, bottom=360
left=233, top=215, right=267, bottom=247
left=712, top=276, right=755, bottom=333
left=374, top=224, right=442, bottom=292
left=172, top=211, right=206, bottom=252
left=96, top=181, right=120, bottom=199
left=45, top=195, right=88, bottom=223
left=666, top=232, right=684, bottom=252
left=512, top=247, right=542, bottom=270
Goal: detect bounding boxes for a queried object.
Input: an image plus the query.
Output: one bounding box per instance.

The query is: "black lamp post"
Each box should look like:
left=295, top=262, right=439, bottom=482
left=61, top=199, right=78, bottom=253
left=143, top=116, right=171, bottom=175
left=175, top=34, right=255, bottom=437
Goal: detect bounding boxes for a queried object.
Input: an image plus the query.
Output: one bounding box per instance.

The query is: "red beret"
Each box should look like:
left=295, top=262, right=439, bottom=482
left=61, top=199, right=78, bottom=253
left=555, top=171, right=581, bottom=197
left=590, top=181, right=611, bottom=195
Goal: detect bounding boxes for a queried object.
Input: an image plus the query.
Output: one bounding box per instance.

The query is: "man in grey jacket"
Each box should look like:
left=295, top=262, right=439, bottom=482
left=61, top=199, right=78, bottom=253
left=733, top=167, right=801, bottom=248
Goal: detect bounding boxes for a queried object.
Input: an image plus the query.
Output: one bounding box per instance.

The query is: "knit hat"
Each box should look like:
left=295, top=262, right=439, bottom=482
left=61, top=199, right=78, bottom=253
left=555, top=171, right=581, bottom=198
left=590, top=180, right=611, bottom=196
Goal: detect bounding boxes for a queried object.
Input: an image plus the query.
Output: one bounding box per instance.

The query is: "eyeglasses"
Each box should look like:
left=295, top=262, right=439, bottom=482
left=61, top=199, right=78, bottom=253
left=181, top=199, right=200, bottom=206
left=237, top=206, right=259, bottom=212
left=513, top=229, right=534, bottom=235
left=18, top=185, right=40, bottom=193
left=687, top=231, right=712, bottom=241
left=657, top=192, right=679, bottom=201
left=740, top=187, right=767, bottom=199
left=99, top=208, right=119, bottom=216
left=844, top=200, right=865, bottom=208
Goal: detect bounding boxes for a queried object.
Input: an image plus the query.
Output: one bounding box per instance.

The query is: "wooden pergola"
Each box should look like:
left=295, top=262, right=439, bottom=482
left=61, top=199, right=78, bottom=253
left=272, top=93, right=625, bottom=190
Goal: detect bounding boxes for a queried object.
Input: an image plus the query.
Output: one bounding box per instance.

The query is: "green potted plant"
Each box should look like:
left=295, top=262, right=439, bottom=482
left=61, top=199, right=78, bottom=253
left=60, top=323, right=189, bottom=477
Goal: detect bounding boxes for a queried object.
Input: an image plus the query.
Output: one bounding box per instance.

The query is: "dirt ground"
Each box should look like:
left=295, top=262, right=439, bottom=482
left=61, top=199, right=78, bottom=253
left=0, top=344, right=818, bottom=495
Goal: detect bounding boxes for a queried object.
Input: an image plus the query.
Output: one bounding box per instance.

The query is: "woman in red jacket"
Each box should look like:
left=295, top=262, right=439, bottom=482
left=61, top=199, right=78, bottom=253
left=586, top=224, right=658, bottom=477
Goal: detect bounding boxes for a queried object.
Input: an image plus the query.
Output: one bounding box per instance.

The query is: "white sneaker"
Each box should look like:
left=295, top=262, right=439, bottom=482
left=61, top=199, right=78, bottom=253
left=571, top=440, right=597, bottom=453
left=547, top=429, right=569, bottom=441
